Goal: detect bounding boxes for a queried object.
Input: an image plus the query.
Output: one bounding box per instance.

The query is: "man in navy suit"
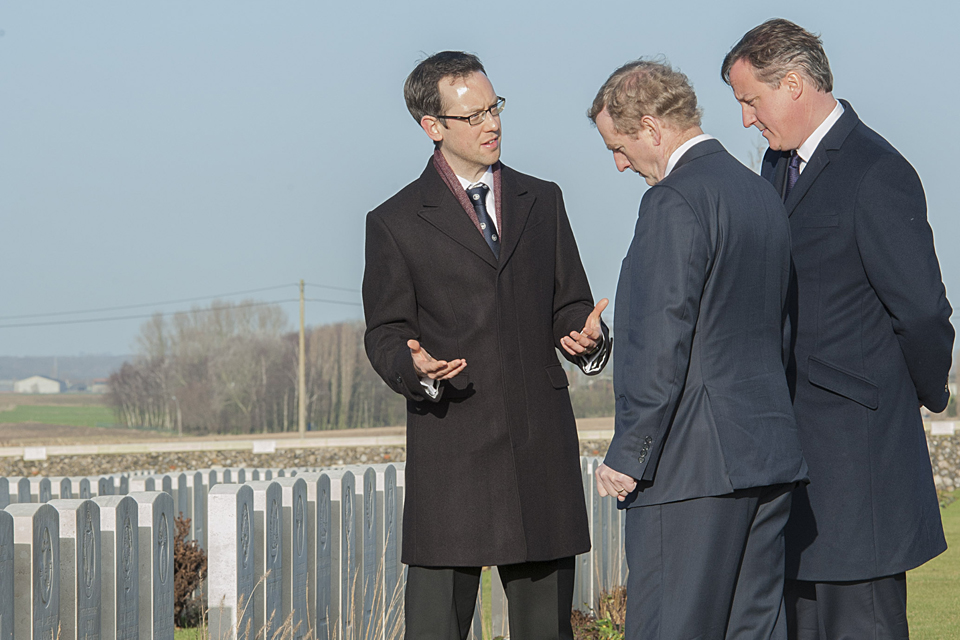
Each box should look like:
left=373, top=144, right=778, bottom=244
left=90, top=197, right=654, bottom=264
left=592, top=59, right=808, bottom=640
left=723, top=19, right=954, bottom=639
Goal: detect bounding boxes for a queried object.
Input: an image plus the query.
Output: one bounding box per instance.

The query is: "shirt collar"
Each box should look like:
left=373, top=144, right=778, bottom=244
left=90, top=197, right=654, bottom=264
left=796, top=100, right=844, bottom=164
left=664, top=133, right=716, bottom=179
left=456, top=166, right=494, bottom=191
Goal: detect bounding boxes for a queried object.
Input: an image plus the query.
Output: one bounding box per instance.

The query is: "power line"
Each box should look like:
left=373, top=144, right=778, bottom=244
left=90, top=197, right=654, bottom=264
left=305, top=298, right=362, bottom=307
left=0, top=284, right=297, bottom=321
left=0, top=299, right=301, bottom=329
left=304, top=282, right=361, bottom=294
left=0, top=297, right=362, bottom=330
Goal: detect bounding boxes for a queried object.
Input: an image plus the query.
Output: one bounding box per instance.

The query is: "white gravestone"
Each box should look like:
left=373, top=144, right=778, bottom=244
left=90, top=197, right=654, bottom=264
left=277, top=478, right=310, bottom=640
left=98, top=477, right=116, bottom=497
left=337, top=471, right=361, bottom=640
left=7, top=503, right=60, bottom=640
left=208, top=484, right=256, bottom=640
left=356, top=467, right=381, bottom=640
left=0, top=509, right=13, bottom=640
left=128, top=491, right=175, bottom=640
left=186, top=472, right=204, bottom=544
left=247, top=481, right=283, bottom=640
left=93, top=495, right=139, bottom=640
left=295, top=472, right=333, bottom=640
left=49, top=499, right=101, bottom=640
left=382, top=465, right=402, bottom=639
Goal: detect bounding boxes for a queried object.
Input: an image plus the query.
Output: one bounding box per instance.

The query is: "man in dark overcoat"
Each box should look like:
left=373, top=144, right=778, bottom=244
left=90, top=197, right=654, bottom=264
left=724, top=19, right=954, bottom=639
left=362, top=51, right=609, bottom=640
left=591, top=59, right=808, bottom=640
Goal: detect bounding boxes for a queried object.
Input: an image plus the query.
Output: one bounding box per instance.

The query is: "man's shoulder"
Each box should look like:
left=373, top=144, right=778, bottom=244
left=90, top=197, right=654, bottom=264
left=368, top=164, right=435, bottom=224
left=666, top=145, right=767, bottom=194
left=499, top=163, right=560, bottom=196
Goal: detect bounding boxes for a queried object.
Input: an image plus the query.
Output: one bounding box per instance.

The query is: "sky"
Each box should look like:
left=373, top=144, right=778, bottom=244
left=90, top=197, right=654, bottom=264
left=1, top=1, right=958, bottom=357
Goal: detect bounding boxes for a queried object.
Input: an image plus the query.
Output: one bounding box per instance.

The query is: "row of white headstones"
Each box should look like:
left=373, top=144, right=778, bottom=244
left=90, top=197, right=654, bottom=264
left=0, top=458, right=627, bottom=640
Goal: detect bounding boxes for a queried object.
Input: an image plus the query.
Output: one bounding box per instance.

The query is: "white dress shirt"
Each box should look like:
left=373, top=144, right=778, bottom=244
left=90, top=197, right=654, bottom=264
left=796, top=100, right=843, bottom=173
left=456, top=167, right=498, bottom=231
left=664, top=133, right=716, bottom=179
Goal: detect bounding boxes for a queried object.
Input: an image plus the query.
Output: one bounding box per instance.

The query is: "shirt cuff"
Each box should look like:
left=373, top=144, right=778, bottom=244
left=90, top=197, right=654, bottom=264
left=419, top=376, right=440, bottom=399
left=579, top=335, right=606, bottom=374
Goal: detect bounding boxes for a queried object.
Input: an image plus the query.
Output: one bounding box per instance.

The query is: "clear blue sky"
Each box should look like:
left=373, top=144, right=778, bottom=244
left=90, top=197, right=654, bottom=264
left=1, top=1, right=957, bottom=356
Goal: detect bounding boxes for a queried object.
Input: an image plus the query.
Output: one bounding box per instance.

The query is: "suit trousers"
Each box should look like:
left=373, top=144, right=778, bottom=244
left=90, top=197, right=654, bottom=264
left=785, top=574, right=908, bottom=640
left=404, top=557, right=576, bottom=640
left=625, top=484, right=793, bottom=640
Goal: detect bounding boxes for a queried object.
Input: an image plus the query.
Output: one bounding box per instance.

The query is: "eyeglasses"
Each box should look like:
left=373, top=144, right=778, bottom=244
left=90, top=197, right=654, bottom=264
left=437, top=97, right=506, bottom=126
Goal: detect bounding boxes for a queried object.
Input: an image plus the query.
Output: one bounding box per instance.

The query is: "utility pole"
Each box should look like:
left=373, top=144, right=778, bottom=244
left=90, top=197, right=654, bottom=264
left=298, top=279, right=307, bottom=435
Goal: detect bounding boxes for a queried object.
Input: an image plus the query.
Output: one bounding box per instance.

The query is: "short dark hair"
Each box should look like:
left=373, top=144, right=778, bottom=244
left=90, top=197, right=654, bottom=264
left=721, top=18, right=833, bottom=92
left=404, top=51, right=486, bottom=123
left=588, top=59, right=702, bottom=134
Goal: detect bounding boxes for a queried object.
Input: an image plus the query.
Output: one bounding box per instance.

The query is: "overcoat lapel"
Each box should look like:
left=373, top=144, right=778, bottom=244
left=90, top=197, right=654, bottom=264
left=497, top=166, right=535, bottom=272
left=416, top=161, right=498, bottom=269
left=783, top=99, right=860, bottom=214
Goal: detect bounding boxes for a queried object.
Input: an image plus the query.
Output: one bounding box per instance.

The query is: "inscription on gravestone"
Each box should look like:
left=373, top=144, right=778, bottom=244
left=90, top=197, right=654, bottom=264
left=7, top=503, right=60, bottom=640
left=93, top=495, right=140, bottom=640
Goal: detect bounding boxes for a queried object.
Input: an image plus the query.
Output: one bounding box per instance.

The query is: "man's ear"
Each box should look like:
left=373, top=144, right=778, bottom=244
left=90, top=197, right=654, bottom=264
left=640, top=115, right=662, bottom=146
left=421, top=116, right=444, bottom=143
left=783, top=70, right=804, bottom=101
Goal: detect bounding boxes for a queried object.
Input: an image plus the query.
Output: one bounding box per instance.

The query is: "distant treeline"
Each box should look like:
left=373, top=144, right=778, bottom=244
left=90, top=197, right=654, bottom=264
left=106, top=300, right=614, bottom=434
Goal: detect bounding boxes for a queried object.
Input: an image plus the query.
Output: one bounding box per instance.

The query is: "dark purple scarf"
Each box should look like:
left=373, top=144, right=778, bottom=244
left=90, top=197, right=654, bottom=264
left=432, top=148, right=503, bottom=240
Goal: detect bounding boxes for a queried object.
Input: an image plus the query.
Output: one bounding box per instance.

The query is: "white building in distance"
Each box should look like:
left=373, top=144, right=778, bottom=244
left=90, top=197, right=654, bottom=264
left=14, top=375, right=65, bottom=394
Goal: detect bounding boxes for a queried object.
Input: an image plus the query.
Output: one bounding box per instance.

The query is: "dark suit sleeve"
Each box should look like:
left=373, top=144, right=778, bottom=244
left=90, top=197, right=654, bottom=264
left=603, top=186, right=709, bottom=481
left=362, top=212, right=439, bottom=403
left=549, top=183, right=611, bottom=373
left=855, top=153, right=954, bottom=411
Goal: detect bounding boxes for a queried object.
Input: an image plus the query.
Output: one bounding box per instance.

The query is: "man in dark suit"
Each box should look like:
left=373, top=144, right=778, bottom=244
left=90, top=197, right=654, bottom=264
left=362, top=51, right=609, bottom=640
left=723, top=19, right=954, bottom=639
left=591, top=60, right=808, bottom=639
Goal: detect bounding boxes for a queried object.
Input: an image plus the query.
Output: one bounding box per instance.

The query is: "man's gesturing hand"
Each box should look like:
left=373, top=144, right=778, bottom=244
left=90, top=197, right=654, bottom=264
left=561, top=298, right=609, bottom=357
left=596, top=463, right=638, bottom=502
left=408, top=340, right=467, bottom=380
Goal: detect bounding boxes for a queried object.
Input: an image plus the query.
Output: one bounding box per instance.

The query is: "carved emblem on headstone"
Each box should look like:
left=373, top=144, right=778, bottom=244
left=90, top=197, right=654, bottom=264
left=319, top=486, right=328, bottom=547
left=240, top=503, right=251, bottom=569
left=295, top=493, right=305, bottom=556
left=83, top=508, right=96, bottom=597
left=39, top=525, right=53, bottom=605
left=158, top=512, right=170, bottom=585
left=345, top=491, right=353, bottom=537
left=365, top=478, right=374, bottom=533
left=386, top=484, right=395, bottom=536
left=269, top=498, right=280, bottom=563
left=122, top=516, right=134, bottom=593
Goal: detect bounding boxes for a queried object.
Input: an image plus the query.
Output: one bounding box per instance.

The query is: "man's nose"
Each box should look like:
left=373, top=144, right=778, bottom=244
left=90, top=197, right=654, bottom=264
left=483, top=111, right=500, bottom=132
left=615, top=156, right=630, bottom=172
left=741, top=106, right=757, bottom=129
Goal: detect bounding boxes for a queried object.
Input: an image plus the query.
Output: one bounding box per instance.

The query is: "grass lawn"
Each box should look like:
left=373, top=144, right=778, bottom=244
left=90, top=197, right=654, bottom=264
left=0, top=403, right=117, bottom=427
left=174, top=629, right=201, bottom=640
left=908, top=492, right=960, bottom=638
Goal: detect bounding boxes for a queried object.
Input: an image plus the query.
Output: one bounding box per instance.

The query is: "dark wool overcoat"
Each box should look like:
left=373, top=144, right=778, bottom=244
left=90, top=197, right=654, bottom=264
left=362, top=158, right=602, bottom=567
left=762, top=101, right=954, bottom=582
